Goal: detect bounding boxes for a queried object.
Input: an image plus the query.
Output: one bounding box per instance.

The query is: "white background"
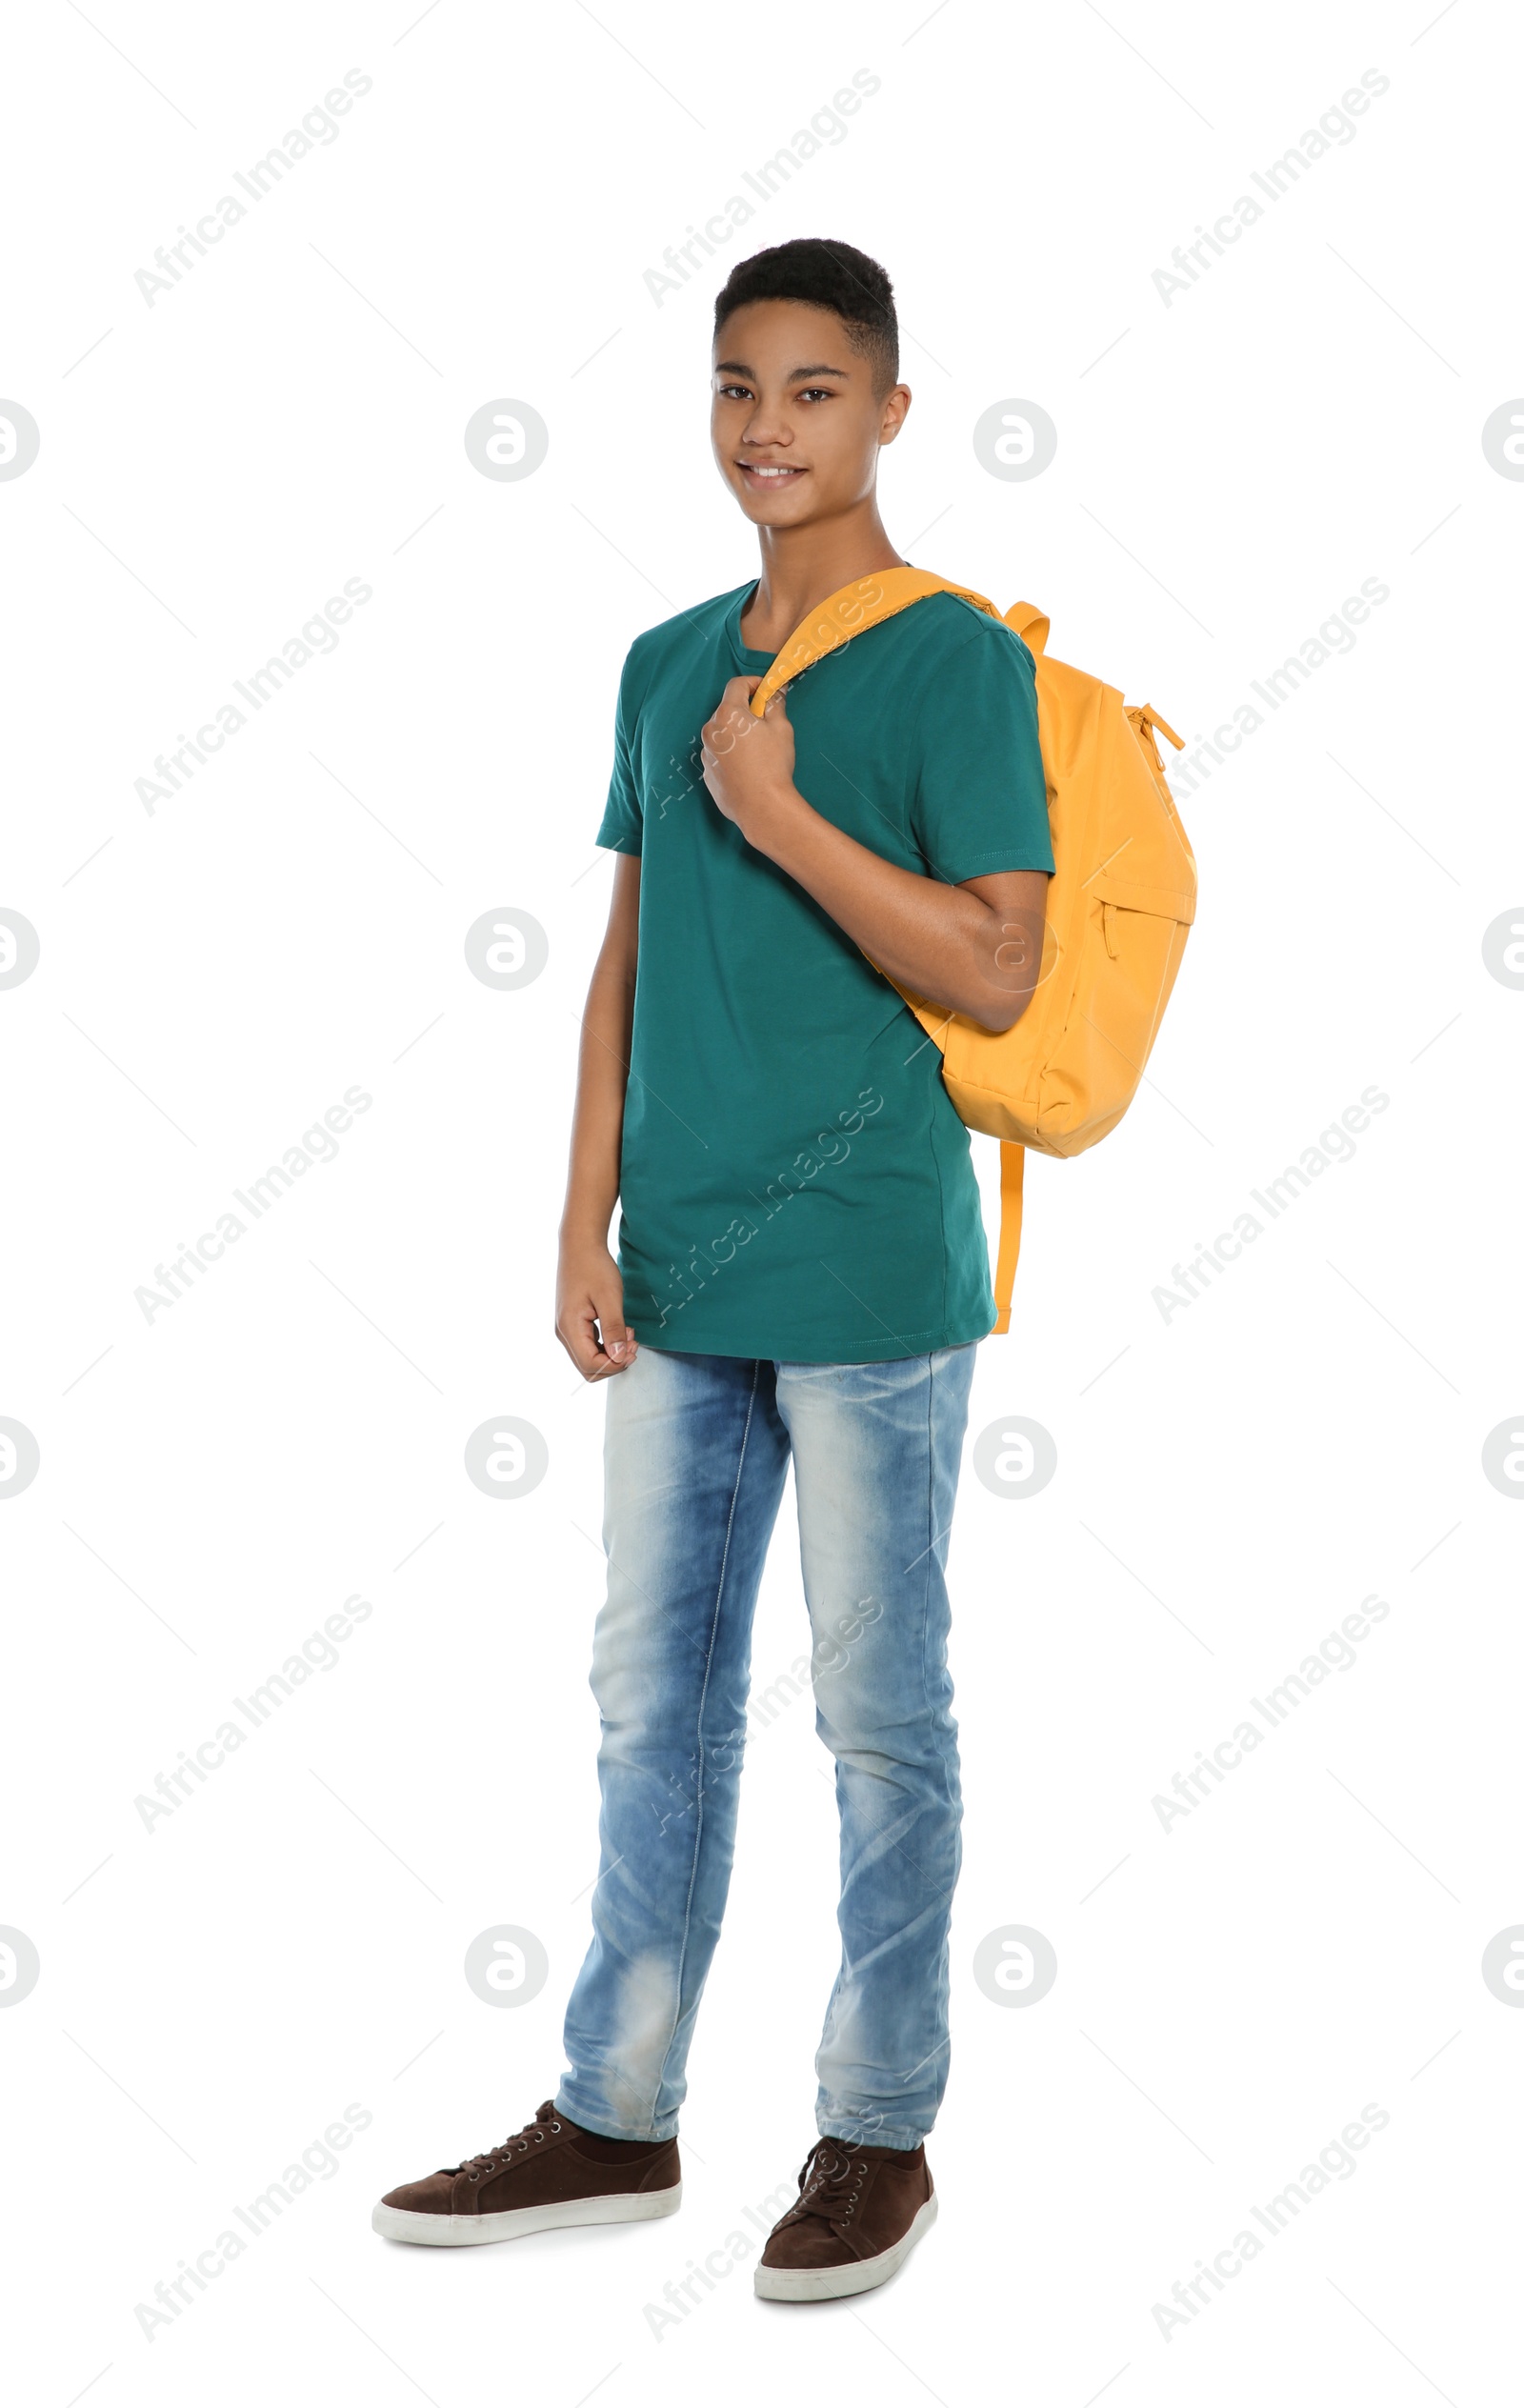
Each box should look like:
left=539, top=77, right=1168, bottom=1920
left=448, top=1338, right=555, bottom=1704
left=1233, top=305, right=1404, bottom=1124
left=3, top=1, right=1520, bottom=2401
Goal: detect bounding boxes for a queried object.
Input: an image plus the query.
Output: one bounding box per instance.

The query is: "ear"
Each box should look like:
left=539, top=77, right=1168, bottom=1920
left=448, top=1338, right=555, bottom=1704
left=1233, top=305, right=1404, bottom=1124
left=878, top=383, right=912, bottom=446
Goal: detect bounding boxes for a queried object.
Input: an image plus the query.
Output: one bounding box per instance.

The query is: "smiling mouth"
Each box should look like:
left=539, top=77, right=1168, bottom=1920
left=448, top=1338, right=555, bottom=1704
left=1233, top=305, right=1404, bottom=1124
left=738, top=462, right=806, bottom=481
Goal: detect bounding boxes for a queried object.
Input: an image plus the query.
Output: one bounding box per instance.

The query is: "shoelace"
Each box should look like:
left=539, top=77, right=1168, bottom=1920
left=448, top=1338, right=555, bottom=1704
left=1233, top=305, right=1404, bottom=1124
left=784, top=2140, right=868, bottom=2228
left=459, top=2100, right=562, bottom=2181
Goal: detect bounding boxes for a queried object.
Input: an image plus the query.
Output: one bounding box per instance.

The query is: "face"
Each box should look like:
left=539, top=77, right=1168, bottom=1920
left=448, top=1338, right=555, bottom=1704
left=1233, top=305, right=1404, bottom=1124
left=711, top=298, right=910, bottom=529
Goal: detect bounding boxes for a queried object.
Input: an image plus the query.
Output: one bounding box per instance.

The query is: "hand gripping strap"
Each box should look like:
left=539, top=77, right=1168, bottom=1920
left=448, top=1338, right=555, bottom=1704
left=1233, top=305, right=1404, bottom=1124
left=749, top=568, right=1001, bottom=714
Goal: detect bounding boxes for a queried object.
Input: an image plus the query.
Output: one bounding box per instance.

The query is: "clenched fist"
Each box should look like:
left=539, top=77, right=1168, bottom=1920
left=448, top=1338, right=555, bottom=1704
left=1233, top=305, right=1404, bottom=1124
left=700, top=675, right=798, bottom=839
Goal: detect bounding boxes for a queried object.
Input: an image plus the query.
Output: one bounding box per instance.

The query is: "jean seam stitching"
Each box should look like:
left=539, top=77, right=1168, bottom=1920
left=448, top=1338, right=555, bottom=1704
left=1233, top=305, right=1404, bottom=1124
left=919, top=1351, right=960, bottom=2138
left=647, top=1356, right=763, bottom=2125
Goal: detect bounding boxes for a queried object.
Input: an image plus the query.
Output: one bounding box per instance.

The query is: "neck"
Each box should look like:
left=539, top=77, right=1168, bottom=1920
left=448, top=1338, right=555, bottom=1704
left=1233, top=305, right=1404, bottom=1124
left=741, top=497, right=905, bottom=651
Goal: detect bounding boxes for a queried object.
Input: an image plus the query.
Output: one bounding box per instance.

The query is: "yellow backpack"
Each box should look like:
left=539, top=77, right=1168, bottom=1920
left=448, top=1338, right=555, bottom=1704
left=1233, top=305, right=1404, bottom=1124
left=750, top=568, right=1197, bottom=1332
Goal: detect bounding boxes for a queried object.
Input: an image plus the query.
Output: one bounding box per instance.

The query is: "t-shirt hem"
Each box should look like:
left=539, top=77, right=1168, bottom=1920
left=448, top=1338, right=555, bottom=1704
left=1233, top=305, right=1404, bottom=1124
left=626, top=1306, right=995, bottom=1365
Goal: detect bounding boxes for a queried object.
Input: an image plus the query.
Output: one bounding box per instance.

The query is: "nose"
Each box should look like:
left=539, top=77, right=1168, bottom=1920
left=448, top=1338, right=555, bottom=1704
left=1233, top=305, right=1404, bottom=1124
left=739, top=405, right=792, bottom=452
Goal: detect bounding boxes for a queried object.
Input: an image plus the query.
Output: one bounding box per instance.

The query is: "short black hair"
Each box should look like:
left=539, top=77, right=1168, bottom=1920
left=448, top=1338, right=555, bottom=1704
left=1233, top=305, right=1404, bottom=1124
left=712, top=238, right=899, bottom=394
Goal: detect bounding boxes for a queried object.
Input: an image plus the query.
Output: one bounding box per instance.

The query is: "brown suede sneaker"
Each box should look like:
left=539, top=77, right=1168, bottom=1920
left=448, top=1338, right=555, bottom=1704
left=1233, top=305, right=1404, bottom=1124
left=754, top=2136, right=937, bottom=2301
left=372, top=2101, right=681, bottom=2247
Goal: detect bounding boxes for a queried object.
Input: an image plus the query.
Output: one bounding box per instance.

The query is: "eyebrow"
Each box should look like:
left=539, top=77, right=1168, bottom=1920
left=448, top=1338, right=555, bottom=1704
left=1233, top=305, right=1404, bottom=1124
left=712, top=360, right=854, bottom=381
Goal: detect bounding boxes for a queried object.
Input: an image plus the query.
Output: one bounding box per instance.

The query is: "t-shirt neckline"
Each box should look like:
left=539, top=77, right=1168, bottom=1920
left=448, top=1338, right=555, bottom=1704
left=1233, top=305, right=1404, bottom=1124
left=725, top=581, right=776, bottom=674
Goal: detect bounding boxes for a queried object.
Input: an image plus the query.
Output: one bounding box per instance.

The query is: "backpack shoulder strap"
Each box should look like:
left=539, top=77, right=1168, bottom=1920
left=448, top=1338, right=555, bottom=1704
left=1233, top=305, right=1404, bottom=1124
left=750, top=568, right=1000, bottom=715
left=992, top=1141, right=1025, bottom=1334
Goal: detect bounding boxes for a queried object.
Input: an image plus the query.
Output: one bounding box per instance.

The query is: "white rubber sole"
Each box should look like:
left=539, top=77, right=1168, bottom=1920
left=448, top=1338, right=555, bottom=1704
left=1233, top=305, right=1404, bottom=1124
left=372, top=2180, right=682, bottom=2247
left=753, top=2192, right=938, bottom=2301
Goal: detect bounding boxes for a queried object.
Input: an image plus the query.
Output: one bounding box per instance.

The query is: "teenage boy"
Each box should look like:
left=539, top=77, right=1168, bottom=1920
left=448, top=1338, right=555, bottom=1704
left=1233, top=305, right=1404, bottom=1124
left=374, top=238, right=1053, bottom=2301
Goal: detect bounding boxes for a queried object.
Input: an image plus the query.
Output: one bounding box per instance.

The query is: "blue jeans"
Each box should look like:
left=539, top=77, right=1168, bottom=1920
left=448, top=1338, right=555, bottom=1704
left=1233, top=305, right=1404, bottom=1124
left=556, top=1341, right=977, bottom=2151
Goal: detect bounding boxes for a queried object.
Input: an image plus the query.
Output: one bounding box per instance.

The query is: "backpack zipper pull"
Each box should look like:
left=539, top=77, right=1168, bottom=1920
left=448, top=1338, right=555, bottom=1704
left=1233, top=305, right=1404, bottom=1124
left=1126, top=703, right=1184, bottom=775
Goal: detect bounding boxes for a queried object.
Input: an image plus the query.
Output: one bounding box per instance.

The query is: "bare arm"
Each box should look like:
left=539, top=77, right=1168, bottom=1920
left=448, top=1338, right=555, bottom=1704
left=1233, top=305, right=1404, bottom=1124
left=555, top=853, right=640, bottom=1380
left=700, top=676, right=1049, bottom=1031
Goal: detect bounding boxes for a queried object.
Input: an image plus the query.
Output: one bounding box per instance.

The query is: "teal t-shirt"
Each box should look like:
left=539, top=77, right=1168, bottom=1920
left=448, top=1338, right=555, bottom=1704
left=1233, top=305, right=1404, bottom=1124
left=596, top=580, right=1053, bottom=1363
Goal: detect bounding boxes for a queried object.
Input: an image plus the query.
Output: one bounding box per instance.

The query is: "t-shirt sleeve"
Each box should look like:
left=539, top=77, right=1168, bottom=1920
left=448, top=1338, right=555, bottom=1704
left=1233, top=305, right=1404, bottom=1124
left=594, top=648, right=644, bottom=854
left=908, top=621, right=1053, bottom=881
